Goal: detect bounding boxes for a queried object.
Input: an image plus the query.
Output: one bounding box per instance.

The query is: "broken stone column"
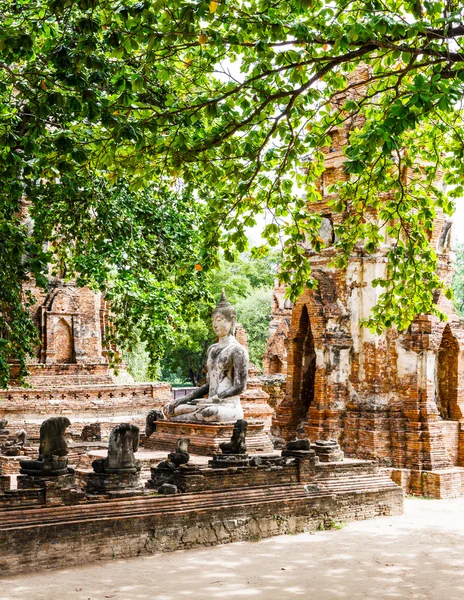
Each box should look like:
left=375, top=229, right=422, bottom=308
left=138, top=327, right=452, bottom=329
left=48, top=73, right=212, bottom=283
left=312, top=439, right=344, bottom=462
left=281, top=438, right=319, bottom=482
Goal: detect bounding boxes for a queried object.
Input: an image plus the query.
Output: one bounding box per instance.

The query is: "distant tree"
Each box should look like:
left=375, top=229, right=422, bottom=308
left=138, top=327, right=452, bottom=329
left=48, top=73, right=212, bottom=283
left=236, top=288, right=273, bottom=367
left=452, top=244, right=464, bottom=315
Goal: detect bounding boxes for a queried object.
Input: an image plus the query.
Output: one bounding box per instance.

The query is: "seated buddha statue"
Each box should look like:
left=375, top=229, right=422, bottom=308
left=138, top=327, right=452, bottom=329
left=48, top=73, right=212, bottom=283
left=163, top=291, right=248, bottom=423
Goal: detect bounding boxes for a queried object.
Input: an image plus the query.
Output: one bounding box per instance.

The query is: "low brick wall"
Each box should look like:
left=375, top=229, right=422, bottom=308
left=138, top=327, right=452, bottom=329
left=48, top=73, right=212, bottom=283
left=0, top=482, right=403, bottom=575
left=0, top=383, right=171, bottom=441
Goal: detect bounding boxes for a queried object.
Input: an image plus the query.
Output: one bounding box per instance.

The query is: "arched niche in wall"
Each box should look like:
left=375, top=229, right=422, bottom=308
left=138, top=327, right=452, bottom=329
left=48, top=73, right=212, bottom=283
left=53, top=318, right=75, bottom=364
left=268, top=355, right=283, bottom=375
left=291, top=305, right=317, bottom=425
left=437, top=324, right=460, bottom=420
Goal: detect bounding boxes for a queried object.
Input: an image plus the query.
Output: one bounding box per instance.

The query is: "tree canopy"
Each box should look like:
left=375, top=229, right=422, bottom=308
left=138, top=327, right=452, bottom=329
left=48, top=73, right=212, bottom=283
left=1, top=0, right=464, bottom=383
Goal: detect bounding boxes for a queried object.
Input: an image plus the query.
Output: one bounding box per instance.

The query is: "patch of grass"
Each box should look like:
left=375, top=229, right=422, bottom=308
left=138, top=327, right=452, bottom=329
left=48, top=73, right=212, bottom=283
left=317, top=520, right=346, bottom=531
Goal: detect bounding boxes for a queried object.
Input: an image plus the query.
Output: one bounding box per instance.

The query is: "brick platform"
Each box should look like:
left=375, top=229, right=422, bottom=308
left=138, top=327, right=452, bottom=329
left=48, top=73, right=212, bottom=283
left=387, top=466, right=464, bottom=499
left=0, top=458, right=403, bottom=575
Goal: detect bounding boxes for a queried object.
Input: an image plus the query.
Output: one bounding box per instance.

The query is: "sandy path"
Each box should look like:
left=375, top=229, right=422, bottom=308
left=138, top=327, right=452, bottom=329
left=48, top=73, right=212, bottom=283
left=2, top=497, right=464, bottom=600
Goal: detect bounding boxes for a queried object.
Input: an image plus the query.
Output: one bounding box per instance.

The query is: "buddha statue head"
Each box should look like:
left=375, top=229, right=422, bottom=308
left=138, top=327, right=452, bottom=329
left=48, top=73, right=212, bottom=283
left=212, top=291, right=236, bottom=338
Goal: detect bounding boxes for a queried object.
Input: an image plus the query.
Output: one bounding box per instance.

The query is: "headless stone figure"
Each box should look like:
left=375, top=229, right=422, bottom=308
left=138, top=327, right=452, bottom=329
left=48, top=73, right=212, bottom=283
left=20, top=417, right=71, bottom=475
left=1, top=429, right=30, bottom=457
left=220, top=419, right=248, bottom=454
left=93, top=423, right=140, bottom=474
left=0, top=419, right=9, bottom=436
left=161, top=292, right=248, bottom=423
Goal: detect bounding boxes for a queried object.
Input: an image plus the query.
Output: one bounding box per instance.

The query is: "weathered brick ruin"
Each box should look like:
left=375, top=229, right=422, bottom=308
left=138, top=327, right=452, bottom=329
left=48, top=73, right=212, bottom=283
left=2, top=277, right=171, bottom=439
left=0, top=263, right=404, bottom=575
left=0, top=82, right=412, bottom=574
left=0, top=417, right=402, bottom=575
left=265, top=68, right=464, bottom=498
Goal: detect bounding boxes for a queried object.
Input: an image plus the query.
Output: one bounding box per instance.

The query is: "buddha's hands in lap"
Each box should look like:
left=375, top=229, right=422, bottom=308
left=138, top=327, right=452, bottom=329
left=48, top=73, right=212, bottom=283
left=166, top=397, right=189, bottom=416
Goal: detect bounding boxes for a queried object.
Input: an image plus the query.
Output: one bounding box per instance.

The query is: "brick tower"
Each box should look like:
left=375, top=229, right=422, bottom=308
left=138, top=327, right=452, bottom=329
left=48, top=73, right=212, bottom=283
left=267, top=68, right=464, bottom=497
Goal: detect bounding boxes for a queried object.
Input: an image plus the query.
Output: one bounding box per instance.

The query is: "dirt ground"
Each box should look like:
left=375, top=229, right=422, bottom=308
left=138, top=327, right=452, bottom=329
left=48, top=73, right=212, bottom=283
left=2, top=497, right=464, bottom=600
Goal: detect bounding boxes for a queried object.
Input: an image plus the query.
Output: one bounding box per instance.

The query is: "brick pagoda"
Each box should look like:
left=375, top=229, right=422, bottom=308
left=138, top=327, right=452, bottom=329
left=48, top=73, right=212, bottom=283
left=265, top=67, right=464, bottom=498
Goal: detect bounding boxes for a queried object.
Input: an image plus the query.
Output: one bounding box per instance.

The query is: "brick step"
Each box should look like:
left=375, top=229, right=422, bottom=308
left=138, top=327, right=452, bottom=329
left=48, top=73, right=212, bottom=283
left=0, top=481, right=352, bottom=528
left=322, top=473, right=398, bottom=486
left=316, top=461, right=378, bottom=478
left=0, top=475, right=399, bottom=530
left=324, top=480, right=399, bottom=493
left=0, top=483, right=312, bottom=525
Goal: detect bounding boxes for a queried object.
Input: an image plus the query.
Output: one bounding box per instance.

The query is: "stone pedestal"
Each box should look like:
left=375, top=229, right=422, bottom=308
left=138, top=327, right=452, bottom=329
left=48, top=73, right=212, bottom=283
left=209, top=454, right=252, bottom=468
left=17, top=472, right=81, bottom=505
left=79, top=470, right=143, bottom=494
left=143, top=420, right=273, bottom=455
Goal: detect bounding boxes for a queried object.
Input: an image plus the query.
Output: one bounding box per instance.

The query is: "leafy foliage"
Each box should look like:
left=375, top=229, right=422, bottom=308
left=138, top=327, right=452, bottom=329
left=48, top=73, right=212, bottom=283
left=35, top=178, right=211, bottom=375
left=2, top=0, right=464, bottom=382
left=236, top=288, right=273, bottom=367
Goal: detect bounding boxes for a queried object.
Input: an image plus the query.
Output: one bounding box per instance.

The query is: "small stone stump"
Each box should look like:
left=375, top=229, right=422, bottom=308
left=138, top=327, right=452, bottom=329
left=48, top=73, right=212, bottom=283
left=312, top=439, right=344, bottom=462
left=209, top=420, right=250, bottom=469
left=146, top=437, right=190, bottom=493
left=281, top=439, right=319, bottom=481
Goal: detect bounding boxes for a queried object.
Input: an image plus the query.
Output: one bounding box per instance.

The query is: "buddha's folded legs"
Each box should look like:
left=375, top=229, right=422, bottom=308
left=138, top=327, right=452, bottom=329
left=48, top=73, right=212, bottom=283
left=169, top=402, right=244, bottom=423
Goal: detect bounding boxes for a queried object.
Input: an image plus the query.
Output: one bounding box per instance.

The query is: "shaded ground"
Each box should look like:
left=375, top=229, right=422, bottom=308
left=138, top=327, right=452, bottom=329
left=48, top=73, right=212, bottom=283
left=2, top=497, right=464, bottom=599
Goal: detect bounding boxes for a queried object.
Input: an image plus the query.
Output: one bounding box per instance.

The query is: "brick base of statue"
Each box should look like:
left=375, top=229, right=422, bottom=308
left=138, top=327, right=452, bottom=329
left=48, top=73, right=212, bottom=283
left=0, top=453, right=403, bottom=575
left=142, top=420, right=274, bottom=455
left=16, top=473, right=83, bottom=506
left=79, top=470, right=143, bottom=495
